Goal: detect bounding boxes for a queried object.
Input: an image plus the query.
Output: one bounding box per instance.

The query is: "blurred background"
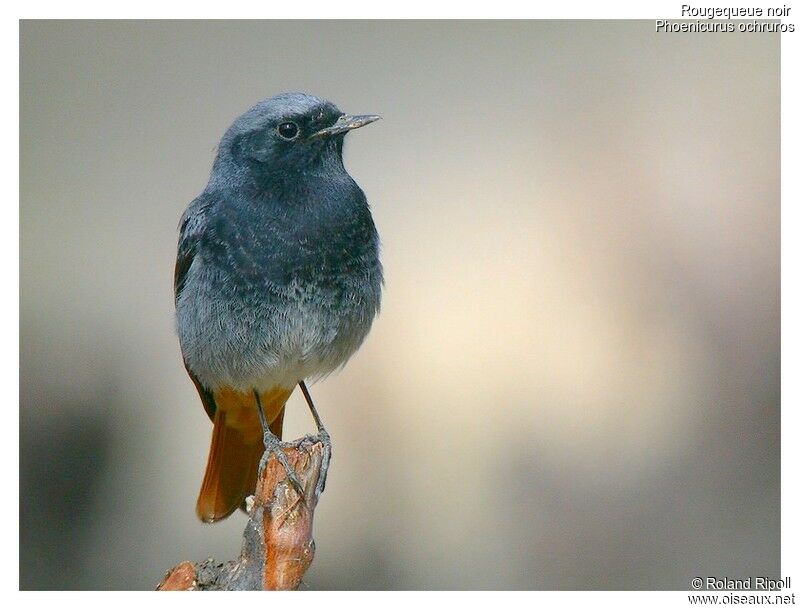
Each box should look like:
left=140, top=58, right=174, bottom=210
left=20, top=21, right=779, bottom=590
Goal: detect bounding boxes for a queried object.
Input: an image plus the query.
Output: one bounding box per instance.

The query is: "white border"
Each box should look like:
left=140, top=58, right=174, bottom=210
left=781, top=0, right=798, bottom=587
left=5, top=0, right=796, bottom=603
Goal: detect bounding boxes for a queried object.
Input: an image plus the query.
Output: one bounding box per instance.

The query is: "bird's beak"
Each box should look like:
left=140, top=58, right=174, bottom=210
left=310, top=114, right=381, bottom=139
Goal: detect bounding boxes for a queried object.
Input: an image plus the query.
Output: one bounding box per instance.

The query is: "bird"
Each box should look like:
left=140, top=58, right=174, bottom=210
left=174, top=93, right=383, bottom=523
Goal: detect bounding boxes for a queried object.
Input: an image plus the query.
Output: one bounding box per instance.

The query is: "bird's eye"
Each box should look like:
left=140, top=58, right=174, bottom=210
left=276, top=122, right=300, bottom=140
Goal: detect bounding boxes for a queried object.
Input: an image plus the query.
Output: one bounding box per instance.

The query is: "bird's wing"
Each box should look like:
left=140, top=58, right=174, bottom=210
left=175, top=197, right=217, bottom=421
left=174, top=200, right=203, bottom=302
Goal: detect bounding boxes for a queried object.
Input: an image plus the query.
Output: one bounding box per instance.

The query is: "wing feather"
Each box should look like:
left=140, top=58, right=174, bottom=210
left=175, top=196, right=217, bottom=420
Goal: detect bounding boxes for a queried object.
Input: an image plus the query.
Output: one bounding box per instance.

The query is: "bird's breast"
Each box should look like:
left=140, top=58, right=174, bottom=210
left=177, top=184, right=381, bottom=390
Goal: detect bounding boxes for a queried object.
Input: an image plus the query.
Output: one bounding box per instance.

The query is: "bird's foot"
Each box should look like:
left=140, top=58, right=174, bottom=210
left=314, top=428, right=332, bottom=500
left=260, top=431, right=306, bottom=500
left=297, top=380, right=332, bottom=501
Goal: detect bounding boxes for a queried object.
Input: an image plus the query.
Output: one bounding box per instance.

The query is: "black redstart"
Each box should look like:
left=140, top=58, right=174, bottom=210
left=175, top=93, right=382, bottom=522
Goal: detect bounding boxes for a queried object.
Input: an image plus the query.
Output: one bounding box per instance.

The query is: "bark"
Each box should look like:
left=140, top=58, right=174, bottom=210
left=157, top=435, right=326, bottom=591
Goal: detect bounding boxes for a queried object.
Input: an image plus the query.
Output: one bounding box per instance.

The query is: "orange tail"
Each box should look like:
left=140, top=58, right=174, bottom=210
left=196, top=386, right=293, bottom=523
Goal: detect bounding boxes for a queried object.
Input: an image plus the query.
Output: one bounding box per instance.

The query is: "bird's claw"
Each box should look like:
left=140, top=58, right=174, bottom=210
left=260, top=432, right=307, bottom=500
left=314, top=428, right=332, bottom=500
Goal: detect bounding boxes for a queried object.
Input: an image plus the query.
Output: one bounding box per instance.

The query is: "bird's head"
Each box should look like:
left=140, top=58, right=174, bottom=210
left=211, top=92, right=380, bottom=183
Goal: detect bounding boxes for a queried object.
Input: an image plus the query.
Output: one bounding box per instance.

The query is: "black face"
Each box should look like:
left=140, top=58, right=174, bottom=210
left=231, top=102, right=346, bottom=173
left=273, top=103, right=344, bottom=144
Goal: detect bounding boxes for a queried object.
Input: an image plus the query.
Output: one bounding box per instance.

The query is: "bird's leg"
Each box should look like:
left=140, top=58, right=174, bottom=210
left=254, top=389, right=306, bottom=499
left=299, top=380, right=332, bottom=499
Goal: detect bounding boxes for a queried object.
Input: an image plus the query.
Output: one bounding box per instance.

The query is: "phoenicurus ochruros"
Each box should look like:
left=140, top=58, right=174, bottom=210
left=175, top=93, right=382, bottom=522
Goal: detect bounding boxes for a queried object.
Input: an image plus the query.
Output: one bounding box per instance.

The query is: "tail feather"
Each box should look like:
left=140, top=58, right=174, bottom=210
left=195, top=386, right=292, bottom=523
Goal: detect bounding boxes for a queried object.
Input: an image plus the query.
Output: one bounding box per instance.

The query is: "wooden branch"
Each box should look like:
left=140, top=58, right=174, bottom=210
left=157, top=435, right=326, bottom=591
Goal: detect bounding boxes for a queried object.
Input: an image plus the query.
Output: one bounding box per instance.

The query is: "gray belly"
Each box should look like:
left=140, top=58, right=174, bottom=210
left=176, top=258, right=380, bottom=390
